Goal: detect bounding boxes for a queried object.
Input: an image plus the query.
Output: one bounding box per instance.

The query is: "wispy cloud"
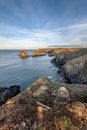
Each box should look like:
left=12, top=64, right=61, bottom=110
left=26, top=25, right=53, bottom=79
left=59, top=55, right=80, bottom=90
left=0, top=0, right=87, bottom=49
left=0, top=22, right=87, bottom=49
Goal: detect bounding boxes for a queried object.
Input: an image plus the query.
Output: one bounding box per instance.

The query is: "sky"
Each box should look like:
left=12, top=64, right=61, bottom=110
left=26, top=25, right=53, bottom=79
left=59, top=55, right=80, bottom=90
left=0, top=0, right=87, bottom=49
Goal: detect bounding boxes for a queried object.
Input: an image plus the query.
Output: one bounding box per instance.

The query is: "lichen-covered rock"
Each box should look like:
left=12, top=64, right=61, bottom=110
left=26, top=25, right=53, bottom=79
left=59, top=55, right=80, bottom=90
left=57, top=87, right=70, bottom=99
left=54, top=116, right=78, bottom=130
left=67, top=102, right=87, bottom=129
left=19, top=50, right=30, bottom=58
left=0, top=78, right=87, bottom=130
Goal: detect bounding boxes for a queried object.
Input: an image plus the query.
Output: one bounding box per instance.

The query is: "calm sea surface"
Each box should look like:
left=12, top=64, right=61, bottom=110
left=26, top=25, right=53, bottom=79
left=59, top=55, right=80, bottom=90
left=0, top=50, right=61, bottom=91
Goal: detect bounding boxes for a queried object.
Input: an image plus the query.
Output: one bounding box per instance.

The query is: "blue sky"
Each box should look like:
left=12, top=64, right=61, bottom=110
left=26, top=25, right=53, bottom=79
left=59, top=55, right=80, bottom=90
left=0, top=0, right=87, bottom=49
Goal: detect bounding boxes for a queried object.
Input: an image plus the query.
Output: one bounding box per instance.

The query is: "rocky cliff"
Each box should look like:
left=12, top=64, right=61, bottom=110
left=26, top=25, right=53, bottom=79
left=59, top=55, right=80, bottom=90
left=0, top=77, right=87, bottom=130
left=51, top=48, right=87, bottom=66
left=62, top=54, right=87, bottom=84
left=31, top=48, right=79, bottom=57
left=52, top=48, right=87, bottom=84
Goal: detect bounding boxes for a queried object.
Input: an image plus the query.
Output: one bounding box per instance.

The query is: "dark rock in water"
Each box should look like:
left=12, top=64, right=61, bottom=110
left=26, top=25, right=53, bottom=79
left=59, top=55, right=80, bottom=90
left=0, top=85, right=20, bottom=106
left=48, top=52, right=54, bottom=57
left=47, top=50, right=54, bottom=57
left=62, top=54, right=87, bottom=84
left=52, top=54, right=66, bottom=65
left=19, top=50, right=30, bottom=58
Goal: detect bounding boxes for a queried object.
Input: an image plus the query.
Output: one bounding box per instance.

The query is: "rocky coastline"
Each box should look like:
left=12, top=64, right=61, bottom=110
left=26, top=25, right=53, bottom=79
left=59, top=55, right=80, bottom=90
left=52, top=48, right=87, bottom=84
left=31, top=48, right=80, bottom=57
left=0, top=48, right=87, bottom=129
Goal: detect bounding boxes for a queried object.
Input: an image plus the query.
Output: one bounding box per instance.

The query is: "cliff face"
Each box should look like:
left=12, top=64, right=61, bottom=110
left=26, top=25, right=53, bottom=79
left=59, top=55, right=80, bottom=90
left=0, top=77, right=87, bottom=130
left=51, top=48, right=87, bottom=66
left=62, top=54, right=87, bottom=84
left=52, top=48, right=87, bottom=84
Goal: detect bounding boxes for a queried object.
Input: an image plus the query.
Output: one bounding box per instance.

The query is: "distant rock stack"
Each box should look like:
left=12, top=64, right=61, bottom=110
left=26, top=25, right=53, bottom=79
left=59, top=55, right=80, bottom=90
left=19, top=50, right=30, bottom=58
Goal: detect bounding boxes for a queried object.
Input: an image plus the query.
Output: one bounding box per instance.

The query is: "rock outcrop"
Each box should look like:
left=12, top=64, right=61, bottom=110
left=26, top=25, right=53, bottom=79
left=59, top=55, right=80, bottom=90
left=19, top=50, right=30, bottom=58
left=51, top=48, right=87, bottom=66
left=31, top=49, right=46, bottom=57
left=62, top=54, right=87, bottom=84
left=0, top=78, right=87, bottom=130
left=0, top=85, right=20, bottom=106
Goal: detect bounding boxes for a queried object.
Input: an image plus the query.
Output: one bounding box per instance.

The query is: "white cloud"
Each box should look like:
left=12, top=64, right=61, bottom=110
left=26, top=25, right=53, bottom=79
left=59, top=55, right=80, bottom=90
left=0, top=23, right=87, bottom=49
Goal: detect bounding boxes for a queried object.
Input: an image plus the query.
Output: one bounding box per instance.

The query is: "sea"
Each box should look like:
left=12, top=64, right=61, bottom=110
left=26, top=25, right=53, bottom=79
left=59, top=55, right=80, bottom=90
left=0, top=50, right=61, bottom=91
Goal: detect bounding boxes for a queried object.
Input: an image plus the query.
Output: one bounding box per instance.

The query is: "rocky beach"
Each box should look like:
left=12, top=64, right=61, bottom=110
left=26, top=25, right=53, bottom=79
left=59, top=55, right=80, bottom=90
left=0, top=48, right=87, bottom=130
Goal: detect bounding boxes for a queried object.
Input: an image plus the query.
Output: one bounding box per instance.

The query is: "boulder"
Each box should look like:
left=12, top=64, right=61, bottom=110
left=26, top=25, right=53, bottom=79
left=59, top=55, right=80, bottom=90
left=57, top=87, right=70, bottom=99
left=19, top=50, right=30, bottom=58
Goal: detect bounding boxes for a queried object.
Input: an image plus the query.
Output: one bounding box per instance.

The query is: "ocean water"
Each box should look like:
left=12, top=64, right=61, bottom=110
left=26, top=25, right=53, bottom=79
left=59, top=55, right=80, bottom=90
left=0, top=50, right=61, bottom=91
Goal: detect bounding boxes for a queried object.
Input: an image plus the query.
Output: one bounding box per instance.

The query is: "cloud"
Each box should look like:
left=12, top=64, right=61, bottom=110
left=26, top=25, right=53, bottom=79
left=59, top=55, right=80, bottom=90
left=0, top=22, right=87, bottom=49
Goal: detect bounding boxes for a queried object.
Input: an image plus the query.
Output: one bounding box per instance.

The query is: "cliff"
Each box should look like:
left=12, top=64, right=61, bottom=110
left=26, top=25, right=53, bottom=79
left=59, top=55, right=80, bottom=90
left=51, top=48, right=87, bottom=84
left=0, top=77, right=87, bottom=130
left=51, top=48, right=87, bottom=66
left=62, top=54, right=87, bottom=84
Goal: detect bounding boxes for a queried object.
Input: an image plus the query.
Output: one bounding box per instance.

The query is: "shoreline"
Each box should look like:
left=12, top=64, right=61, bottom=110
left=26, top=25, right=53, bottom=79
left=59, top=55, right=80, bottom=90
left=0, top=48, right=87, bottom=129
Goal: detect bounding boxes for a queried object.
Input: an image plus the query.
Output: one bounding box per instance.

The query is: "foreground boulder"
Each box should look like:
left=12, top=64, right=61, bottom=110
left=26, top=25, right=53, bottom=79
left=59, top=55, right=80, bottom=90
left=62, top=54, right=87, bottom=84
left=0, top=78, right=87, bottom=130
left=19, top=50, right=30, bottom=58
left=0, top=85, right=20, bottom=106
